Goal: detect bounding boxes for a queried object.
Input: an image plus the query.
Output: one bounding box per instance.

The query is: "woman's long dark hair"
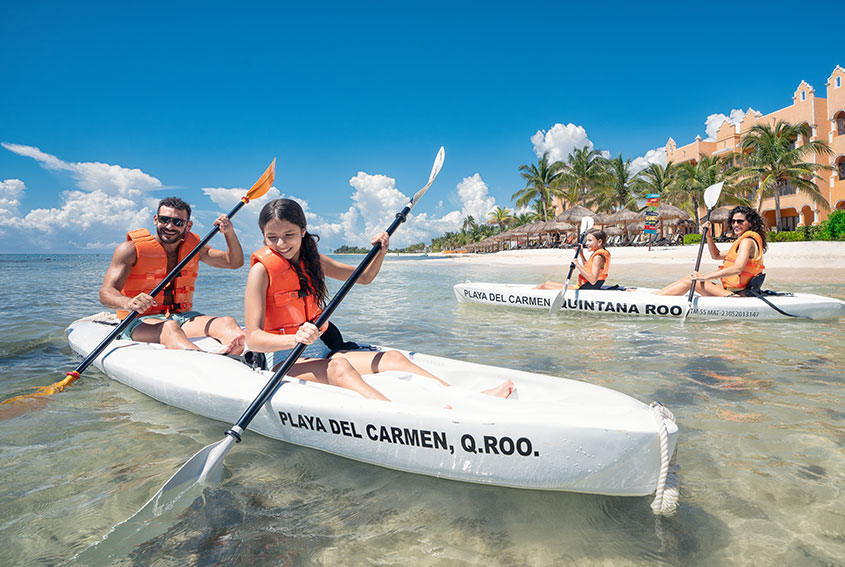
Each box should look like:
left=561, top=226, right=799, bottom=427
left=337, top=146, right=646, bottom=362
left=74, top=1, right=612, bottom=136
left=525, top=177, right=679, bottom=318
left=258, top=199, right=328, bottom=307
left=728, top=205, right=768, bottom=252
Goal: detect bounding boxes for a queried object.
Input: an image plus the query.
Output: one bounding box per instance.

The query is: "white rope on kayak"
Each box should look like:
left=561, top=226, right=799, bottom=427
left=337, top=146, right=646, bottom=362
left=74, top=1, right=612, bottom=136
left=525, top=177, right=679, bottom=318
left=650, top=401, right=679, bottom=515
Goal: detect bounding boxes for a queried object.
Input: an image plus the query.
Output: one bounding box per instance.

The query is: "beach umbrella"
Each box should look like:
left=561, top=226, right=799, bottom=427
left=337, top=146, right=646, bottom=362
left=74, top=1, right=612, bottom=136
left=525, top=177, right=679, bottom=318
left=707, top=206, right=735, bottom=237
left=709, top=206, right=733, bottom=222
left=605, top=208, right=640, bottom=241
left=606, top=208, right=640, bottom=224
left=555, top=205, right=599, bottom=224
left=604, top=226, right=624, bottom=236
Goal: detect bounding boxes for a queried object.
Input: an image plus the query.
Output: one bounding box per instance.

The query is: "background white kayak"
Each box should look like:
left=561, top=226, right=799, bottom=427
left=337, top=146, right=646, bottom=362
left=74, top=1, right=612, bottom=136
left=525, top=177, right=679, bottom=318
left=67, top=315, right=678, bottom=498
left=454, top=281, right=845, bottom=320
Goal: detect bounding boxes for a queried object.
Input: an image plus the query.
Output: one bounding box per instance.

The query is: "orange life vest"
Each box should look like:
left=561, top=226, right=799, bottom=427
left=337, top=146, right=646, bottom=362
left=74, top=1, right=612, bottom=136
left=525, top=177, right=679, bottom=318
left=251, top=246, right=326, bottom=335
left=720, top=230, right=765, bottom=290
left=117, top=229, right=200, bottom=319
left=578, top=248, right=611, bottom=286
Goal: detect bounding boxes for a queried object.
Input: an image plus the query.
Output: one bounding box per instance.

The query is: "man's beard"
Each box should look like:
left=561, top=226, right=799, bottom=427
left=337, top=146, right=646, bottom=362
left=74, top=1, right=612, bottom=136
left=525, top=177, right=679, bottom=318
left=157, top=226, right=184, bottom=244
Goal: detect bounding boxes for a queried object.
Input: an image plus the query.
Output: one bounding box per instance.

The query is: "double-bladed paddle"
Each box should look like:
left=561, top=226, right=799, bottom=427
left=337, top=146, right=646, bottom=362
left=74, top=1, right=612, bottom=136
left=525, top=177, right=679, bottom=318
left=135, top=147, right=445, bottom=514
left=681, top=181, right=724, bottom=322
left=549, top=216, right=595, bottom=315
left=1, top=159, right=276, bottom=407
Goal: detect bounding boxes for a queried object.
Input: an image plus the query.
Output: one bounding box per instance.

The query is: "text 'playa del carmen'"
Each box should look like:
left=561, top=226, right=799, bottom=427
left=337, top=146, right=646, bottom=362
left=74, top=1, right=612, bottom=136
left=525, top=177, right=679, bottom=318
left=278, top=411, right=541, bottom=458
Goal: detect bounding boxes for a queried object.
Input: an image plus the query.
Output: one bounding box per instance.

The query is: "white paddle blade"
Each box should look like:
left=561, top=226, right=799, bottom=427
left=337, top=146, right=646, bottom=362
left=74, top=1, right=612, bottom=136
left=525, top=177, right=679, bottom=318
left=704, top=182, right=724, bottom=209
left=410, top=146, right=446, bottom=207
left=549, top=290, right=565, bottom=315
left=138, top=436, right=235, bottom=516
left=580, top=215, right=595, bottom=234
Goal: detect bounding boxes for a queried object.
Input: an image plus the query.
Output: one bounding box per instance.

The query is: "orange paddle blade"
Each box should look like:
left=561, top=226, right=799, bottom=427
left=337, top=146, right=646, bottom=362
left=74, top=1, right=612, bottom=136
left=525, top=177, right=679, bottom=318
left=245, top=158, right=276, bottom=201
left=1, top=371, right=81, bottom=407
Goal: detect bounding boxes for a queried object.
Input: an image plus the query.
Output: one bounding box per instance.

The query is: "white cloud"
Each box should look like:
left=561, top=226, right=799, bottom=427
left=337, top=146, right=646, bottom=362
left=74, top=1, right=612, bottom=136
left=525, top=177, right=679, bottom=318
left=456, top=173, right=496, bottom=222
left=531, top=123, right=593, bottom=164
left=1, top=144, right=170, bottom=251
left=298, top=171, right=498, bottom=250
left=202, top=185, right=285, bottom=253
left=630, top=147, right=667, bottom=175
left=704, top=108, right=760, bottom=141
left=2, top=143, right=163, bottom=198
left=0, top=179, right=25, bottom=220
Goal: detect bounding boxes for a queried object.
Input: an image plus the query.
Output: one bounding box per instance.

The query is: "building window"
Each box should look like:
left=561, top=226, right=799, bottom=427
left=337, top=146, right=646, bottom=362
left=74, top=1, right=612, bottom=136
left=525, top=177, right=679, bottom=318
left=839, top=159, right=845, bottom=181
left=837, top=114, right=845, bottom=135
left=778, top=183, right=798, bottom=197
left=801, top=91, right=806, bottom=101
left=838, top=76, right=842, bottom=88
left=781, top=216, right=798, bottom=231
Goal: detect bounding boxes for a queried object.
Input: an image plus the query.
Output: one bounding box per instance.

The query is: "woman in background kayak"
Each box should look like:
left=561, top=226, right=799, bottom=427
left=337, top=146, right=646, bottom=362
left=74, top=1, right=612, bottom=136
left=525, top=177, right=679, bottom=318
left=536, top=228, right=610, bottom=290
left=654, top=205, right=767, bottom=297
left=244, top=198, right=514, bottom=401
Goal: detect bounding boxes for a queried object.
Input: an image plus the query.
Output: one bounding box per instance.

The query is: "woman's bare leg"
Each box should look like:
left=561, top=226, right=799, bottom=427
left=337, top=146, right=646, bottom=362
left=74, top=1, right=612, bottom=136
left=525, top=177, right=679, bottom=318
left=281, top=358, right=389, bottom=401
left=333, top=350, right=514, bottom=398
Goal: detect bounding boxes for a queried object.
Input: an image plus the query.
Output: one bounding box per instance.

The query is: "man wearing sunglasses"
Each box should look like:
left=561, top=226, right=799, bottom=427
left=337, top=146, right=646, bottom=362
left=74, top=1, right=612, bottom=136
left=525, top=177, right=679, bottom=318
left=98, top=196, right=246, bottom=354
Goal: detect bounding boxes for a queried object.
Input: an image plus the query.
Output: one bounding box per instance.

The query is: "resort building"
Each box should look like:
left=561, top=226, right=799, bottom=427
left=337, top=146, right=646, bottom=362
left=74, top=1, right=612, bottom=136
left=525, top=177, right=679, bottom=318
left=666, top=65, right=845, bottom=230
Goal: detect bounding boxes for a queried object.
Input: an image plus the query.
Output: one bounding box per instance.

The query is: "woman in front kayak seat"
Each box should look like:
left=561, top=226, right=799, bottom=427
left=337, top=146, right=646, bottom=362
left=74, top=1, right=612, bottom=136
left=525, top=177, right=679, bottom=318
left=244, top=198, right=514, bottom=401
left=536, top=228, right=610, bottom=290
left=654, top=205, right=767, bottom=297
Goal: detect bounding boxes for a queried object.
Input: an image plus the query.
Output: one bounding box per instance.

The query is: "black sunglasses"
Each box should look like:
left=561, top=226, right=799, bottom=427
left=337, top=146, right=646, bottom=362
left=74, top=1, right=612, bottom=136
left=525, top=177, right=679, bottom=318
left=730, top=218, right=748, bottom=225
left=157, top=215, right=187, bottom=227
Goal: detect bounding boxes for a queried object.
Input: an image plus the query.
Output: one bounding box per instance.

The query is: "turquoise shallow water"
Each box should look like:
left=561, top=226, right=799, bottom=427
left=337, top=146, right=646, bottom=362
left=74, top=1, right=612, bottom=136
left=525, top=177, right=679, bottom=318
left=0, top=253, right=843, bottom=566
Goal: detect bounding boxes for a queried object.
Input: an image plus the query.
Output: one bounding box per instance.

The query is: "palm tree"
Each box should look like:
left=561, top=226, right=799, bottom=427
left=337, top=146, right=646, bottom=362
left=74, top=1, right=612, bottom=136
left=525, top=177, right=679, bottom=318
left=558, top=146, right=612, bottom=208
left=461, top=215, right=477, bottom=234
left=736, top=120, right=833, bottom=231
left=633, top=161, right=679, bottom=201
left=513, top=153, right=565, bottom=221
left=592, top=154, right=636, bottom=213
left=513, top=212, right=533, bottom=227
left=486, top=206, right=514, bottom=233
left=676, top=155, right=736, bottom=230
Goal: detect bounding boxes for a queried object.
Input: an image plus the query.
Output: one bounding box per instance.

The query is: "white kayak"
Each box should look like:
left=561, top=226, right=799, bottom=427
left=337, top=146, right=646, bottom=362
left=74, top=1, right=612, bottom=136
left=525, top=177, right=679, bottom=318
left=66, top=314, right=679, bottom=502
left=454, top=281, right=845, bottom=320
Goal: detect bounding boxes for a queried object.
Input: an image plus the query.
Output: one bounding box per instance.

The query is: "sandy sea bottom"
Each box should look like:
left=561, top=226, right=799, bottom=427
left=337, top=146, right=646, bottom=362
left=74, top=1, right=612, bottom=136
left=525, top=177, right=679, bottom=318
left=0, top=254, right=843, bottom=566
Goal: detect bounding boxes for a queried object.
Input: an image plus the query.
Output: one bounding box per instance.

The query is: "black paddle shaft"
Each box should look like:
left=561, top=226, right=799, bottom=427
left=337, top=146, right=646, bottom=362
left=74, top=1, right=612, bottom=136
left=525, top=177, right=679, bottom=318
left=73, top=199, right=249, bottom=375
left=229, top=205, right=413, bottom=435
left=686, top=208, right=714, bottom=304
left=564, top=230, right=590, bottom=284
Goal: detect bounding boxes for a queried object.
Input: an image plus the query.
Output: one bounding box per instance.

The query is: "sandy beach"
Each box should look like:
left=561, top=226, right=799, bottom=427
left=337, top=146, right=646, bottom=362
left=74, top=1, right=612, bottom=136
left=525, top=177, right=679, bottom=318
left=421, top=241, right=845, bottom=285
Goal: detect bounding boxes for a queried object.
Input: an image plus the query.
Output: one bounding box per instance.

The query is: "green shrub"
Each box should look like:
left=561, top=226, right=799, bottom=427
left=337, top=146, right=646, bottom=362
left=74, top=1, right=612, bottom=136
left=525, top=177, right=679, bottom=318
left=767, top=230, right=804, bottom=242
left=826, top=210, right=845, bottom=239
left=684, top=233, right=702, bottom=245
left=797, top=225, right=819, bottom=240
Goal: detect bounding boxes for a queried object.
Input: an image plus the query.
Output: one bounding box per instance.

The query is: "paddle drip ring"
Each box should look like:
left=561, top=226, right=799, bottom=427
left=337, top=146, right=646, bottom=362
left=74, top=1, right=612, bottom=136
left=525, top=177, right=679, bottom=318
left=650, top=402, right=679, bottom=515
left=241, top=196, right=250, bottom=204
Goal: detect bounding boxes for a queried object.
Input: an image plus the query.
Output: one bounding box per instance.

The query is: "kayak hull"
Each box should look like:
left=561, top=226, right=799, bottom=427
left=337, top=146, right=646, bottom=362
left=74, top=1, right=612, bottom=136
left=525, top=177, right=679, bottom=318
left=67, top=316, right=678, bottom=497
left=454, top=281, right=845, bottom=320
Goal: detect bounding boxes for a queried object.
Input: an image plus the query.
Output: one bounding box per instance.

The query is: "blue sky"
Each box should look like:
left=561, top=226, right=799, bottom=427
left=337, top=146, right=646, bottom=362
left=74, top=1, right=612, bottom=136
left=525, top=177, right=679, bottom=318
left=1, top=0, right=842, bottom=253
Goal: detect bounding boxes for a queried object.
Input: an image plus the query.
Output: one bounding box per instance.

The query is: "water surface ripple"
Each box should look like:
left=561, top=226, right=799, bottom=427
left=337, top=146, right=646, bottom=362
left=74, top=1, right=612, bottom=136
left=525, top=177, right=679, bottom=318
left=0, top=254, right=842, bottom=566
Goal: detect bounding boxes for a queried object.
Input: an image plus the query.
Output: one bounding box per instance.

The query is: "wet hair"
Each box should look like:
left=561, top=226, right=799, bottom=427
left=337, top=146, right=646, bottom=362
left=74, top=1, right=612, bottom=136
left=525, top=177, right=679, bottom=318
left=728, top=205, right=768, bottom=252
left=258, top=199, right=327, bottom=307
left=158, top=197, right=191, bottom=218
left=586, top=228, right=607, bottom=248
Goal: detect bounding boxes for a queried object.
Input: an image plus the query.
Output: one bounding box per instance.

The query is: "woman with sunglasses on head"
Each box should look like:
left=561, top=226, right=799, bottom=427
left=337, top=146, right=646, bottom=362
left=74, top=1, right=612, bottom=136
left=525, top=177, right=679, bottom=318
left=244, top=198, right=514, bottom=401
left=654, top=205, right=767, bottom=296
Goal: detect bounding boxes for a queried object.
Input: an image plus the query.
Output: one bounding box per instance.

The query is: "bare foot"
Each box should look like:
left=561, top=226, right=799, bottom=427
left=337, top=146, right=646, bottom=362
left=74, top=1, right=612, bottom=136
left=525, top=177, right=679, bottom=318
left=220, top=333, right=246, bottom=355
left=481, top=379, right=515, bottom=398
